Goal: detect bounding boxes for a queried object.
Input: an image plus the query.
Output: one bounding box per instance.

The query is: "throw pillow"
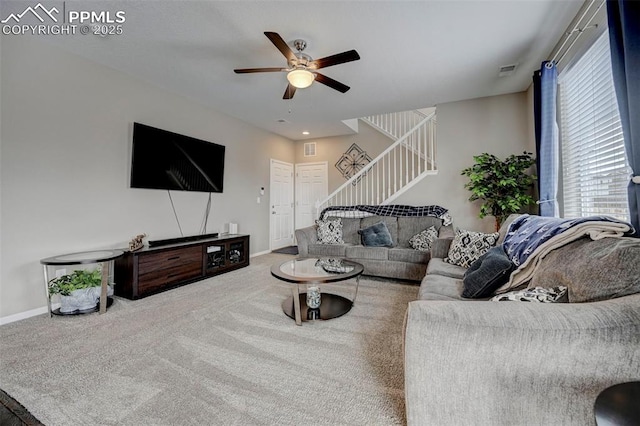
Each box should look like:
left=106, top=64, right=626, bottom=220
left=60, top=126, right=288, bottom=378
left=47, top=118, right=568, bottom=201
left=462, top=245, right=515, bottom=298
left=409, top=226, right=439, bottom=252
left=491, top=286, right=568, bottom=302
left=315, top=218, right=344, bottom=245
left=444, top=229, right=500, bottom=268
left=358, top=221, right=394, bottom=247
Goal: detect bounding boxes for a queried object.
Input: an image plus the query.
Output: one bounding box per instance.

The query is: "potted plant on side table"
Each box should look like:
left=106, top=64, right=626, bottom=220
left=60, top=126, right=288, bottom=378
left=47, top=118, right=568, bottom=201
left=47, top=269, right=111, bottom=314
left=461, top=151, right=537, bottom=231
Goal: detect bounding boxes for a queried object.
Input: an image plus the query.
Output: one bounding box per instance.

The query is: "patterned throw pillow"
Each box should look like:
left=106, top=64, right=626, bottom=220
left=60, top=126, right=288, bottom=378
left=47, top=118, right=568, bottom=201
left=444, top=229, right=499, bottom=268
left=409, top=226, right=439, bottom=252
left=315, top=218, right=344, bottom=245
left=491, top=286, right=568, bottom=302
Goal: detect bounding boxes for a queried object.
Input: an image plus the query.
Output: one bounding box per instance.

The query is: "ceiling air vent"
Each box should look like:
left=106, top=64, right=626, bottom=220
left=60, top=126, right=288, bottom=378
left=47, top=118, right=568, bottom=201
left=498, top=63, right=518, bottom=77
left=304, top=142, right=316, bottom=157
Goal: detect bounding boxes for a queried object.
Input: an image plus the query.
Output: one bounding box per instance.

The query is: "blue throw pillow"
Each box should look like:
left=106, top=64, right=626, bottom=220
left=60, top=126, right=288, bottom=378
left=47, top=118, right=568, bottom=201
left=462, top=245, right=515, bottom=298
left=358, top=221, right=394, bottom=247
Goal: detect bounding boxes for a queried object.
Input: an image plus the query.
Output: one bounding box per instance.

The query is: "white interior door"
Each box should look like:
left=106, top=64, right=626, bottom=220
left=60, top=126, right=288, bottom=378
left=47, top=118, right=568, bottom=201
left=270, top=159, right=294, bottom=250
left=295, top=162, right=328, bottom=230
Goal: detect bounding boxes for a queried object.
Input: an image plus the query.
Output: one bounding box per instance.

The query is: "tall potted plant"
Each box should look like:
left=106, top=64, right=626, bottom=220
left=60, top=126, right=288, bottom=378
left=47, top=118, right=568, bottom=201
left=461, top=152, right=537, bottom=230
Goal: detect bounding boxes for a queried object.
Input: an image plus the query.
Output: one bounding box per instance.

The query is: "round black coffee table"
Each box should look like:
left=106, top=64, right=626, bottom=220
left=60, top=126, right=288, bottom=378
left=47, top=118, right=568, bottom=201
left=271, top=258, right=364, bottom=326
left=595, top=381, right=640, bottom=425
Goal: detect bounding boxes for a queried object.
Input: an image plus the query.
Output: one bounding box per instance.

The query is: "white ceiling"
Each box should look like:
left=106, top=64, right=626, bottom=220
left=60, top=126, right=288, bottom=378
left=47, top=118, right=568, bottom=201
left=38, top=0, right=583, bottom=141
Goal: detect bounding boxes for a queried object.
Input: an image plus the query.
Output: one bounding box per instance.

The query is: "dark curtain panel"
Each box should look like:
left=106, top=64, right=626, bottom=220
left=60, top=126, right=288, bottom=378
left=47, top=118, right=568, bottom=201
left=534, top=61, right=559, bottom=217
left=533, top=70, right=542, bottom=215
left=607, top=0, right=640, bottom=236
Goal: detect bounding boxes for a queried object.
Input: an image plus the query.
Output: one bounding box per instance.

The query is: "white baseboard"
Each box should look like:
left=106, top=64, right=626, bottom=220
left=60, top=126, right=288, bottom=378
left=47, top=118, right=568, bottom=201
left=250, top=250, right=271, bottom=258
left=0, top=306, right=49, bottom=326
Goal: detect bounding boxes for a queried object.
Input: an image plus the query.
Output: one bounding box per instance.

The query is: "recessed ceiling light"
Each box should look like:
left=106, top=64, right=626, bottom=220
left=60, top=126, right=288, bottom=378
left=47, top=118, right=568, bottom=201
left=302, top=131, right=310, bottom=135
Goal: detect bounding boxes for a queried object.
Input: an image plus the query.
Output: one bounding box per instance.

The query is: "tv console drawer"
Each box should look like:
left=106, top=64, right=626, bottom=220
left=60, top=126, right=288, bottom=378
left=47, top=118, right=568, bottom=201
left=137, top=246, right=201, bottom=274
left=138, top=261, right=201, bottom=293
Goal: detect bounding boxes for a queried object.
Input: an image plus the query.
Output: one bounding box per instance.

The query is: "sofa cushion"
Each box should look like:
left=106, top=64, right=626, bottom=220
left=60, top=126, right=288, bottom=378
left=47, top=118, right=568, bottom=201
left=345, top=245, right=389, bottom=261
left=327, top=216, right=361, bottom=245
left=426, top=258, right=466, bottom=279
left=430, top=237, right=454, bottom=259
left=491, top=286, right=568, bottom=303
left=361, top=216, right=398, bottom=245
left=315, top=218, right=344, bottom=244
left=388, top=248, right=430, bottom=264
left=418, top=274, right=467, bottom=301
left=444, top=229, right=500, bottom=268
left=461, top=246, right=515, bottom=299
left=308, top=244, right=348, bottom=257
left=409, top=226, right=438, bottom=252
left=358, top=221, right=394, bottom=247
left=529, top=236, right=640, bottom=302
left=398, top=216, right=442, bottom=248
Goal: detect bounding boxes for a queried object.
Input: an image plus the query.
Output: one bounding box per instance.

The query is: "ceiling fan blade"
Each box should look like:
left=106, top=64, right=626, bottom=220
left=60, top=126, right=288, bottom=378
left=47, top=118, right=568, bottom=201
left=264, top=32, right=296, bottom=62
left=234, top=67, right=286, bottom=74
left=283, top=84, right=297, bottom=99
left=313, top=50, right=360, bottom=69
left=314, top=73, right=350, bottom=93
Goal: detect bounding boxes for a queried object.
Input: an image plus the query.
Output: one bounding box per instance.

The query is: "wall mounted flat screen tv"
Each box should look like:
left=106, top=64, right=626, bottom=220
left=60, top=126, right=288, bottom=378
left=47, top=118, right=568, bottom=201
left=130, top=123, right=225, bottom=193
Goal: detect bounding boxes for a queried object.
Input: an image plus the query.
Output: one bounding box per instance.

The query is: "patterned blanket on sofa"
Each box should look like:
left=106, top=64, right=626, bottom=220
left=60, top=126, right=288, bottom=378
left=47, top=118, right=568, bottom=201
left=319, top=205, right=452, bottom=226
left=497, top=214, right=634, bottom=293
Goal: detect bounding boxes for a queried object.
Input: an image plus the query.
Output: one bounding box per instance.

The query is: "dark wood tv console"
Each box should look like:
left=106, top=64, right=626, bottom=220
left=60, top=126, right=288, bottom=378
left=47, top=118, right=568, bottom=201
left=114, top=234, right=249, bottom=299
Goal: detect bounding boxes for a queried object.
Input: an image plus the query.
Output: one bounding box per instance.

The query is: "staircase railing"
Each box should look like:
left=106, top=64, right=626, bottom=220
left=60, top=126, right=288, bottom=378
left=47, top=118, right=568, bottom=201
left=316, top=111, right=437, bottom=215
left=362, top=110, right=429, bottom=140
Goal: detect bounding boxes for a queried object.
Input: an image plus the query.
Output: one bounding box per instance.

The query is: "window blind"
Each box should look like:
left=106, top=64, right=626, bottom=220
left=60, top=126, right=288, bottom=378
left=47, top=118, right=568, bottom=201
left=559, top=31, right=630, bottom=221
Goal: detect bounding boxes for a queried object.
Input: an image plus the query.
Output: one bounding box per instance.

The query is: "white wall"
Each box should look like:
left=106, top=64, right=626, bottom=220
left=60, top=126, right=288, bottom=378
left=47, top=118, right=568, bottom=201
left=0, top=36, right=294, bottom=319
left=395, top=92, right=535, bottom=233
left=293, top=121, right=394, bottom=190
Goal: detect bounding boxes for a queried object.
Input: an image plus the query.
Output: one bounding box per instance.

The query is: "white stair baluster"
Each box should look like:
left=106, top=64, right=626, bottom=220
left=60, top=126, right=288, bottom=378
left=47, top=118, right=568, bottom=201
left=317, top=110, right=437, bottom=213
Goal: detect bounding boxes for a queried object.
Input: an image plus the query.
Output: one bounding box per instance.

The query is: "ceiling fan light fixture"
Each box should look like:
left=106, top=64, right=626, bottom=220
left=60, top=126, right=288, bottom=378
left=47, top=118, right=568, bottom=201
left=235, top=32, right=360, bottom=99
left=287, top=69, right=315, bottom=89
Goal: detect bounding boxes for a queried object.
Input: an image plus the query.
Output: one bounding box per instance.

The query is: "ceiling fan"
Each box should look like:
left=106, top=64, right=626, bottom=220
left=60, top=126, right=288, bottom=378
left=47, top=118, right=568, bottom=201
left=234, top=31, right=361, bottom=99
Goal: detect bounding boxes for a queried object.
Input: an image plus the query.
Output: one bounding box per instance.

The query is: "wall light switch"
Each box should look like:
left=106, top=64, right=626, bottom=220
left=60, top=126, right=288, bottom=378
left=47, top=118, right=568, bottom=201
left=257, top=197, right=261, bottom=204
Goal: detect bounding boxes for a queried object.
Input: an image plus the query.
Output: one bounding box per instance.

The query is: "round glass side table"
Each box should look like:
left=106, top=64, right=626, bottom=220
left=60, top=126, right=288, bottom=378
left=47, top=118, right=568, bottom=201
left=595, top=381, right=640, bottom=425
left=40, top=249, right=124, bottom=317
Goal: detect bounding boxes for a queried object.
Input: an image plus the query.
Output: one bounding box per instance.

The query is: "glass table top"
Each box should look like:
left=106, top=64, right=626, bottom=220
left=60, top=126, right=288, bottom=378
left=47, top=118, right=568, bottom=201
left=41, top=249, right=124, bottom=265
left=271, top=258, right=364, bottom=284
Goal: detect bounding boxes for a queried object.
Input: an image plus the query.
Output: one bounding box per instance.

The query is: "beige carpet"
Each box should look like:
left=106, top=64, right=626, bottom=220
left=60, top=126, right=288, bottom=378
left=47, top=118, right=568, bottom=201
left=0, top=253, right=418, bottom=425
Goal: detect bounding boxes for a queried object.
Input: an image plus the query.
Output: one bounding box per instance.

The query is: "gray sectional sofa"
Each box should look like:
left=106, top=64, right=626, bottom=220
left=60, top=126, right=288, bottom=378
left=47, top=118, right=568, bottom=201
left=295, top=214, right=453, bottom=281
left=404, top=216, right=640, bottom=425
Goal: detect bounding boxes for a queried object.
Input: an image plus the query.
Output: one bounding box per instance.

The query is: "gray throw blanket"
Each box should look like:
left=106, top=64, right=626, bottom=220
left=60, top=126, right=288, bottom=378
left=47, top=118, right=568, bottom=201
left=496, top=214, right=634, bottom=293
